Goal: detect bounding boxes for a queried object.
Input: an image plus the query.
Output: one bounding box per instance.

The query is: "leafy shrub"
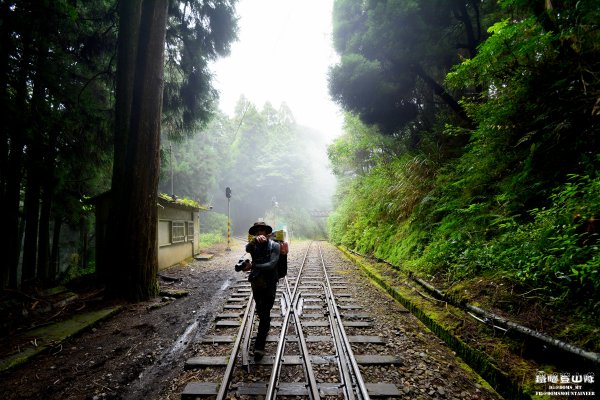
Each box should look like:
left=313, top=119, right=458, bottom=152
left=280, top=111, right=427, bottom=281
left=199, top=232, right=225, bottom=248
left=503, top=175, right=599, bottom=298
left=200, top=212, right=228, bottom=236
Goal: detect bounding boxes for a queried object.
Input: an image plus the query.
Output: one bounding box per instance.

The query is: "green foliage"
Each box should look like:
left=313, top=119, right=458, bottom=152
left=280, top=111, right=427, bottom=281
left=505, top=175, right=599, bottom=293
left=328, top=154, right=435, bottom=256
left=200, top=212, right=229, bottom=236
left=328, top=113, right=398, bottom=176
left=199, top=233, right=225, bottom=248
left=158, top=192, right=202, bottom=209
left=163, top=0, right=239, bottom=139
left=159, top=112, right=235, bottom=202
left=421, top=173, right=599, bottom=307
left=58, top=254, right=96, bottom=285
left=328, top=0, right=600, bottom=317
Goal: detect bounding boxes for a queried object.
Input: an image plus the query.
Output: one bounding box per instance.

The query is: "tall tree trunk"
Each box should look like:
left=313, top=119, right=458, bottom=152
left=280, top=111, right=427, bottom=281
left=97, top=0, right=142, bottom=284
left=5, top=26, right=32, bottom=288
left=80, top=217, right=89, bottom=270
left=2, top=144, right=23, bottom=288
left=17, top=211, right=26, bottom=287
left=106, top=0, right=168, bottom=301
left=453, top=1, right=479, bottom=58
left=21, top=169, right=40, bottom=284
left=37, top=129, right=57, bottom=282
left=21, top=23, right=49, bottom=285
left=37, top=175, right=53, bottom=282
left=0, top=1, right=11, bottom=225
left=50, top=216, right=62, bottom=282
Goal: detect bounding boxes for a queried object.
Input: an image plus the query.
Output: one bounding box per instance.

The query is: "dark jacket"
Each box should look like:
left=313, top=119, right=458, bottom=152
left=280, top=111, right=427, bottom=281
left=246, top=239, right=280, bottom=282
left=246, top=239, right=280, bottom=272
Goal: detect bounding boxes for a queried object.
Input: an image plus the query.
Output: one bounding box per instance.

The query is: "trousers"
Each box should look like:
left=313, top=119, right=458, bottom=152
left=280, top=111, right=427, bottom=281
left=250, top=270, right=278, bottom=350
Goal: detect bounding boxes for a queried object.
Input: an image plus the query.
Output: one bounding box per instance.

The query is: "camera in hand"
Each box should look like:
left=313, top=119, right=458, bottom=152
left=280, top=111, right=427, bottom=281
left=235, top=258, right=250, bottom=272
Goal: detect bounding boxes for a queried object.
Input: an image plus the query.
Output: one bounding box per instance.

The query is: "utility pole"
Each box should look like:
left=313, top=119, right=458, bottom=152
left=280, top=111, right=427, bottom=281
left=225, top=187, right=231, bottom=251
left=170, top=142, right=174, bottom=197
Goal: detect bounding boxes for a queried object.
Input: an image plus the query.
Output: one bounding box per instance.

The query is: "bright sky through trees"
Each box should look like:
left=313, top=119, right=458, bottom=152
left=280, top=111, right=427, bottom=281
left=210, top=0, right=343, bottom=141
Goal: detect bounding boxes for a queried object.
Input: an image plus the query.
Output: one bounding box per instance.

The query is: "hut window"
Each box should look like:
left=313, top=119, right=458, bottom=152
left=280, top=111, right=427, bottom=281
left=158, top=220, right=171, bottom=246
left=172, top=221, right=185, bottom=243
left=186, top=221, right=194, bottom=241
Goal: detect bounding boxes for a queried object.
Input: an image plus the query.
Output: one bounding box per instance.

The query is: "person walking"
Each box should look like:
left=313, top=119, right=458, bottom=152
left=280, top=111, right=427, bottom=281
left=242, top=221, right=280, bottom=361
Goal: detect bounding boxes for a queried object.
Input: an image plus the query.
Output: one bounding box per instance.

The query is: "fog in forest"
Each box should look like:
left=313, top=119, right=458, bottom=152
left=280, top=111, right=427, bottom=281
left=158, top=99, right=337, bottom=239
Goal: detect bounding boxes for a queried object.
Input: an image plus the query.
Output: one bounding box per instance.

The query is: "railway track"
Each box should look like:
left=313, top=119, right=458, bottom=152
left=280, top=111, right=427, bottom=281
left=181, top=241, right=402, bottom=399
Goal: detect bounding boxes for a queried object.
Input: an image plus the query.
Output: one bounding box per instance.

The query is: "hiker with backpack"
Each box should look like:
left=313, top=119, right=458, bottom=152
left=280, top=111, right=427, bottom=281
left=240, top=221, right=288, bottom=361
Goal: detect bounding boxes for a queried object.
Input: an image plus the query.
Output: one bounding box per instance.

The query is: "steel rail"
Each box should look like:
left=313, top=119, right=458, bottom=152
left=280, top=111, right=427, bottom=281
left=289, top=240, right=312, bottom=301
left=288, top=291, right=321, bottom=400
left=323, top=280, right=355, bottom=400
left=215, top=290, right=254, bottom=400
left=318, top=241, right=371, bottom=400
left=241, top=299, right=256, bottom=370
left=275, top=278, right=320, bottom=400
left=265, top=241, right=319, bottom=400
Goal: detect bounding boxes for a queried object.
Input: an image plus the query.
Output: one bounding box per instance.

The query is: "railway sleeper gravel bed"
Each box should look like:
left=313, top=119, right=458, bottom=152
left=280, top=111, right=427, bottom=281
left=177, top=241, right=501, bottom=400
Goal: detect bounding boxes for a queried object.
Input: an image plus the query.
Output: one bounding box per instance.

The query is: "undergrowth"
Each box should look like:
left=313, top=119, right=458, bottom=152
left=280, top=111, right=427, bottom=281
left=329, top=169, right=600, bottom=319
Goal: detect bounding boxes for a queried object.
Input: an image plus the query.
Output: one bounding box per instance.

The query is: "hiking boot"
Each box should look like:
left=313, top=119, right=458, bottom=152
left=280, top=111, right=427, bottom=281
left=254, top=349, right=265, bottom=362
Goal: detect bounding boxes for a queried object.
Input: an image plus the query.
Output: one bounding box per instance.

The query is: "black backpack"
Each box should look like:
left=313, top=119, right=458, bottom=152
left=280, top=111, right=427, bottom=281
left=252, top=239, right=287, bottom=279
left=277, top=252, right=287, bottom=279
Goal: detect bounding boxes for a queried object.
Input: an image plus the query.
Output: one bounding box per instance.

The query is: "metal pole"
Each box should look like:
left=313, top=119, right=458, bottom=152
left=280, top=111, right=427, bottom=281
left=226, top=197, right=231, bottom=251
left=170, top=142, right=174, bottom=196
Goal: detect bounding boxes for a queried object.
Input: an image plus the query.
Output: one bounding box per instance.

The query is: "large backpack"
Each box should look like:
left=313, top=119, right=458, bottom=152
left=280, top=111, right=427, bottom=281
left=276, top=252, right=287, bottom=278
left=248, top=232, right=288, bottom=279
left=276, top=241, right=289, bottom=278
left=260, top=239, right=287, bottom=277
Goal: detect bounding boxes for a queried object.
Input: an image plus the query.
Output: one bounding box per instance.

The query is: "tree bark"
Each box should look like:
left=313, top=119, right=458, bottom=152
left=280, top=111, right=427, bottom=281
left=80, top=217, right=89, bottom=270
left=2, top=137, right=24, bottom=289
left=0, top=1, right=10, bottom=218
left=37, top=178, right=52, bottom=282
left=105, top=0, right=168, bottom=301
left=50, top=216, right=62, bottom=281
left=3, top=18, right=32, bottom=288
left=453, top=0, right=478, bottom=58
left=98, top=0, right=141, bottom=283
left=21, top=21, right=50, bottom=285
left=412, top=63, right=472, bottom=126
left=37, top=134, right=56, bottom=282
left=21, top=170, right=40, bottom=283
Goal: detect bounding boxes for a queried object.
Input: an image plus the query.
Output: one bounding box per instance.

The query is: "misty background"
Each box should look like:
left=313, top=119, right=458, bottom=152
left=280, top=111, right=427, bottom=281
left=158, top=0, right=341, bottom=242
left=158, top=97, right=336, bottom=240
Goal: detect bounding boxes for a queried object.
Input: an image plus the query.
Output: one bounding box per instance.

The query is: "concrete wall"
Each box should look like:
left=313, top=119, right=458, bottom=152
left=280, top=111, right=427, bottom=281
left=158, top=241, right=194, bottom=270
left=157, top=206, right=199, bottom=270
left=92, top=192, right=201, bottom=271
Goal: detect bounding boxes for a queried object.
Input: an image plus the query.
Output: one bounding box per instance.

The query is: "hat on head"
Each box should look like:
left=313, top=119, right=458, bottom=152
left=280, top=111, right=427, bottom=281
left=249, top=221, right=273, bottom=235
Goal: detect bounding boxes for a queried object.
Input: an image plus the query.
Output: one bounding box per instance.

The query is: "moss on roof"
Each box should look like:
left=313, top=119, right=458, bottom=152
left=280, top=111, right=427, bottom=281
left=158, top=193, right=210, bottom=210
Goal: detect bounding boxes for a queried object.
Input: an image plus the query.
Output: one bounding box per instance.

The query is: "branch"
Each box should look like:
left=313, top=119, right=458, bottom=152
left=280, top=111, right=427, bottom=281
left=411, top=63, right=472, bottom=126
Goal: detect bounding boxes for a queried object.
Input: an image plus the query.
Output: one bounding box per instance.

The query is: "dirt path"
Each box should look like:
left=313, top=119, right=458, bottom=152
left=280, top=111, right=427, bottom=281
left=0, top=241, right=244, bottom=400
